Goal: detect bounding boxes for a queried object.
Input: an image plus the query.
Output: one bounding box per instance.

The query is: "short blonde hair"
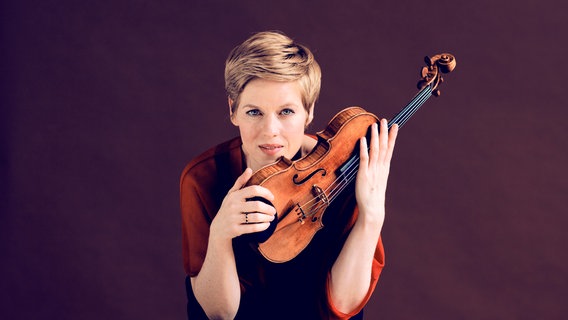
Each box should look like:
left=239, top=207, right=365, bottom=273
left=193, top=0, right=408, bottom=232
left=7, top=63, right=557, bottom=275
left=225, top=31, right=321, bottom=113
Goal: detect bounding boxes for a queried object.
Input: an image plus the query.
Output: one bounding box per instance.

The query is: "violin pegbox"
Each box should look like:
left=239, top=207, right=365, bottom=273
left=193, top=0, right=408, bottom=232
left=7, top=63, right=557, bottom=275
left=417, top=53, right=456, bottom=97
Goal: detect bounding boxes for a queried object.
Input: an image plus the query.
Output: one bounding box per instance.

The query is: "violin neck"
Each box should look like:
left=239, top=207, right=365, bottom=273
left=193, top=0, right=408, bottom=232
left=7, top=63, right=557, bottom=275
left=387, top=84, right=433, bottom=129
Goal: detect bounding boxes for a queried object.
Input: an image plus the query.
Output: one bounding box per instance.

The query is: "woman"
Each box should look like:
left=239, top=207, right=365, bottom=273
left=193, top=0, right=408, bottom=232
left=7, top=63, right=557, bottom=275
left=180, top=31, right=398, bottom=319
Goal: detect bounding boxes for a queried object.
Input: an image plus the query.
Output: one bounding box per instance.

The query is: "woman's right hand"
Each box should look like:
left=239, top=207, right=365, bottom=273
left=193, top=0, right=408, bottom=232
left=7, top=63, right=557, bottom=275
left=210, top=168, right=276, bottom=241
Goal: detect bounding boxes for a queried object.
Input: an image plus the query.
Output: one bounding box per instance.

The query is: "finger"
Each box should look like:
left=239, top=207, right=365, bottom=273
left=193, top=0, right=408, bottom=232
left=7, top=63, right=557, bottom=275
left=385, top=123, right=399, bottom=162
left=370, top=122, right=380, bottom=161
left=240, top=222, right=271, bottom=233
left=242, top=200, right=277, bottom=216
left=229, top=168, right=253, bottom=193
left=240, top=185, right=276, bottom=203
left=359, top=136, right=369, bottom=172
left=242, top=212, right=275, bottom=224
left=379, top=119, right=389, bottom=162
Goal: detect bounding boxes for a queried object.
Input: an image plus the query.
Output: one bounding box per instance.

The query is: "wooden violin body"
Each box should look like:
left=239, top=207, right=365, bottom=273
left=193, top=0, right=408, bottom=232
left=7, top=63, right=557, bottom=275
left=245, top=53, right=456, bottom=263
left=245, top=107, right=378, bottom=263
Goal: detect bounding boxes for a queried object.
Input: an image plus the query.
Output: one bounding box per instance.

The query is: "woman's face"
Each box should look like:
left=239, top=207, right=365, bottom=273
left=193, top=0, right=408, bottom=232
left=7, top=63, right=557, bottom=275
left=231, top=78, right=313, bottom=172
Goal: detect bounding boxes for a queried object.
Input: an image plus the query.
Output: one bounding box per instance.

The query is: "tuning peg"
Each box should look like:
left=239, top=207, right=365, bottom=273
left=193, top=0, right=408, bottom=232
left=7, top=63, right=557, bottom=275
left=432, top=89, right=441, bottom=97
left=421, top=67, right=429, bottom=78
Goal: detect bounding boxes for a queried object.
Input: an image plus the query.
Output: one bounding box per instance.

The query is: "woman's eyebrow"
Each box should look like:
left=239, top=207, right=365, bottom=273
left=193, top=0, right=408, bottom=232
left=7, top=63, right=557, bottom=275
left=242, top=103, right=300, bottom=109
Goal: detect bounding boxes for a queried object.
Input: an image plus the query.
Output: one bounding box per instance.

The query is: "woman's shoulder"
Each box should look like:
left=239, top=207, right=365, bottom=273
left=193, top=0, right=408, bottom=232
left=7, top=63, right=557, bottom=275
left=180, top=137, right=243, bottom=185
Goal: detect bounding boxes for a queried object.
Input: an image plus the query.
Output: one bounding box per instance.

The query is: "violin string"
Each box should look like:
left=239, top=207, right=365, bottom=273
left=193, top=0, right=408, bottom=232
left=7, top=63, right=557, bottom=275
left=297, top=84, right=434, bottom=219
left=302, top=162, right=360, bottom=218
left=328, top=162, right=359, bottom=199
left=301, top=161, right=360, bottom=217
left=391, top=85, right=432, bottom=128
left=301, top=152, right=363, bottom=215
left=298, top=174, right=348, bottom=218
left=395, top=93, right=431, bottom=127
left=391, top=85, right=431, bottom=127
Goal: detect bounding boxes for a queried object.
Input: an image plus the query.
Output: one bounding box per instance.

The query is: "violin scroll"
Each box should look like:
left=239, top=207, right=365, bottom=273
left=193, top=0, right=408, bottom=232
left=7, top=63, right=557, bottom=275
left=418, top=53, right=456, bottom=97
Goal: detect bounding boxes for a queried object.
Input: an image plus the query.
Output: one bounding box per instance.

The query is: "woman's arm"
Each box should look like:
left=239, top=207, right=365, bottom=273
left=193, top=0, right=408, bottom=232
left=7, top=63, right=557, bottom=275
left=329, top=119, right=398, bottom=313
left=191, top=234, right=240, bottom=319
left=190, top=168, right=276, bottom=319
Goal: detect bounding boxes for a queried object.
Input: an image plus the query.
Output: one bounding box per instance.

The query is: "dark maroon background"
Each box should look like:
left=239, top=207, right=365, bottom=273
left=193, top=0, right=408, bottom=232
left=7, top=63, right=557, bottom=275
left=2, top=0, right=567, bottom=319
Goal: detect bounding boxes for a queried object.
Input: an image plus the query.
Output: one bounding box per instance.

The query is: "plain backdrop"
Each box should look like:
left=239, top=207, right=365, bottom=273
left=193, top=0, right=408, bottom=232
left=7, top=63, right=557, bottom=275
left=2, top=0, right=567, bottom=319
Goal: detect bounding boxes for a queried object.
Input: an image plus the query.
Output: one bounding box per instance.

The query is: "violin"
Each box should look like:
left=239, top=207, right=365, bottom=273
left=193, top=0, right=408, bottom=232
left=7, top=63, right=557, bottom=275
left=244, top=53, right=457, bottom=263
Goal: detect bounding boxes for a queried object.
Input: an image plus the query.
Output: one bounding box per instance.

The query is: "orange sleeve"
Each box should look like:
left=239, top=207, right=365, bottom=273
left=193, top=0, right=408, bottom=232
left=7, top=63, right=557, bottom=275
left=180, top=163, right=212, bottom=277
left=325, top=236, right=385, bottom=319
left=179, top=137, right=243, bottom=277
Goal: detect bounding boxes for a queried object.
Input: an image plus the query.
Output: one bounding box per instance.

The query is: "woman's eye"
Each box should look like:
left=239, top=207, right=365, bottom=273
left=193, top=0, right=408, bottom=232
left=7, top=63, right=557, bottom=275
left=281, top=109, right=295, bottom=116
left=246, top=109, right=261, bottom=116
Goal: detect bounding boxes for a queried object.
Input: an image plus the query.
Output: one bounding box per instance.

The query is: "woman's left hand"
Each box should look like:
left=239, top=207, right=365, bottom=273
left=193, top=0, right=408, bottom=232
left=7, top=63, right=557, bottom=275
left=355, top=119, right=398, bottom=224
left=330, top=119, right=399, bottom=313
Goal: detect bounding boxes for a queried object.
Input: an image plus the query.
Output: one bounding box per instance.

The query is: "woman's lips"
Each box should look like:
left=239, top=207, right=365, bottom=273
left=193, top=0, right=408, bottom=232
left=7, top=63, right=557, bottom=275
left=259, top=144, right=283, bottom=156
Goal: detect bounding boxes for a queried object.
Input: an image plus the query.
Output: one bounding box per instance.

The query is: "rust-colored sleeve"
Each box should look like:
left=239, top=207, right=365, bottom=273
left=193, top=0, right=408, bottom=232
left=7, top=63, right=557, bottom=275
left=324, top=205, right=386, bottom=319
left=179, top=137, right=243, bottom=277
left=325, top=236, right=385, bottom=319
left=180, top=164, right=212, bottom=277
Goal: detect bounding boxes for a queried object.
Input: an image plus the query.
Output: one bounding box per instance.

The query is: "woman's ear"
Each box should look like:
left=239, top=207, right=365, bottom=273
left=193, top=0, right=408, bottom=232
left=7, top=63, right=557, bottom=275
left=228, top=97, right=237, bottom=126
left=306, top=104, right=315, bottom=126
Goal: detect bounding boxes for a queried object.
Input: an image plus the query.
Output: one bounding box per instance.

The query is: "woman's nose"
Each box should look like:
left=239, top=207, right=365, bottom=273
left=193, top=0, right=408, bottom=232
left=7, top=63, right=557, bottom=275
left=261, top=114, right=280, bottom=136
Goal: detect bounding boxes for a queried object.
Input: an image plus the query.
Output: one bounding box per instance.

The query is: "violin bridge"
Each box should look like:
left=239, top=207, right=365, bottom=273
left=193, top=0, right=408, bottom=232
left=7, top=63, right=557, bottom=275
left=295, top=185, right=329, bottom=225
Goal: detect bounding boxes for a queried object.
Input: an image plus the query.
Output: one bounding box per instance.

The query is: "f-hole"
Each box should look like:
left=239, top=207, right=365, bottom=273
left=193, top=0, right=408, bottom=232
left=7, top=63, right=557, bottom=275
left=292, top=168, right=327, bottom=185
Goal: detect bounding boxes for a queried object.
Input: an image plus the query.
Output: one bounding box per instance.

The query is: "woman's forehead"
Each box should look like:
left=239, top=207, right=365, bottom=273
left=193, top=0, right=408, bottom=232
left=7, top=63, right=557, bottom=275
left=238, top=79, right=303, bottom=108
